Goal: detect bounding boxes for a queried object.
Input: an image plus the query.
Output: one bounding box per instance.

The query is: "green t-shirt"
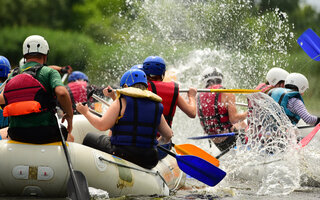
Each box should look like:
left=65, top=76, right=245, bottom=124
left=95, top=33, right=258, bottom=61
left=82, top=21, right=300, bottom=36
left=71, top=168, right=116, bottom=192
left=8, top=62, right=64, bottom=128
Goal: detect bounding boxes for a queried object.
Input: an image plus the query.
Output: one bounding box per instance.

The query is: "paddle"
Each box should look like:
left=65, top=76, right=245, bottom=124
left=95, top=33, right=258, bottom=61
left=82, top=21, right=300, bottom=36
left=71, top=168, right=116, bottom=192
left=56, top=115, right=90, bottom=200
left=298, top=123, right=320, bottom=148
left=173, top=143, right=220, bottom=167
left=61, top=73, right=68, bottom=84
left=235, top=102, right=248, bottom=107
left=92, top=94, right=110, bottom=106
left=188, top=132, right=236, bottom=140
left=297, top=125, right=315, bottom=129
left=297, top=28, right=320, bottom=61
left=157, top=145, right=226, bottom=187
left=179, top=88, right=260, bottom=93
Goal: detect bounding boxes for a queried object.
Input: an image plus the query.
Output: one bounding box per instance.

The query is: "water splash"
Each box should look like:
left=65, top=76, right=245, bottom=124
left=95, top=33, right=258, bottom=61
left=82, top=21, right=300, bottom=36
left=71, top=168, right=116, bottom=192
left=220, top=93, right=300, bottom=195
left=93, top=0, right=294, bottom=88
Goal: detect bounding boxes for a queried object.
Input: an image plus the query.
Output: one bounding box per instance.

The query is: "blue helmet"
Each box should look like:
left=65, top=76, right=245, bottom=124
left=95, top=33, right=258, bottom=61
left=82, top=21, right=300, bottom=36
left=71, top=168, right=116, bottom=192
left=0, top=56, right=11, bottom=78
left=130, top=64, right=143, bottom=70
left=68, top=71, right=89, bottom=83
left=120, top=69, right=148, bottom=87
left=143, top=56, right=166, bottom=76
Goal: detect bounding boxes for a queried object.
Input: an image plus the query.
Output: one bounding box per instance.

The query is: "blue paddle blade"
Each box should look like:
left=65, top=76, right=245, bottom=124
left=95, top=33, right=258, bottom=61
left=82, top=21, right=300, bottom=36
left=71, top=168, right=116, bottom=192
left=188, top=132, right=235, bottom=140
left=297, top=28, right=320, bottom=61
left=176, top=155, right=226, bottom=186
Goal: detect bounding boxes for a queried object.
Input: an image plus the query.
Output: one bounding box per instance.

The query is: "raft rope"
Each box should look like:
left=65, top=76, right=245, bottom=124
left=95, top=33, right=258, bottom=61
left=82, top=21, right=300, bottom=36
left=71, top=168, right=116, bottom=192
left=98, top=156, right=167, bottom=184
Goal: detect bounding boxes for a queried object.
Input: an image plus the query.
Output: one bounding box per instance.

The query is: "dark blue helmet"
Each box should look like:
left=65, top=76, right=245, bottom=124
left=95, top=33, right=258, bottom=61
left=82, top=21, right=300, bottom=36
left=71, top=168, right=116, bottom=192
left=68, top=71, right=89, bottom=83
left=120, top=69, right=148, bottom=87
left=0, top=56, right=11, bottom=78
left=143, top=56, right=166, bottom=76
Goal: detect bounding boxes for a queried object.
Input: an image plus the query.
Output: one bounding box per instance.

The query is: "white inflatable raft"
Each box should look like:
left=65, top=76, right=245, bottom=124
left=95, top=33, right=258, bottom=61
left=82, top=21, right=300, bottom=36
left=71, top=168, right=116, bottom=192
left=0, top=140, right=185, bottom=198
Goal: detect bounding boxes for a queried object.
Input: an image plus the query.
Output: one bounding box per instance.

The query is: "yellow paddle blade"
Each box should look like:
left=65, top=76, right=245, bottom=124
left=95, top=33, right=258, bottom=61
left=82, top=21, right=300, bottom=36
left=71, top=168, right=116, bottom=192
left=174, top=144, right=220, bottom=167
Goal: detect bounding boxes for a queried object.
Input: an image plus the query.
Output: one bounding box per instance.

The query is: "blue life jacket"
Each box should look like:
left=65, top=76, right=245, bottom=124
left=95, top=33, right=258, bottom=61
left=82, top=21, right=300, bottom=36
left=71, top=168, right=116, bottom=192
left=268, top=88, right=303, bottom=125
left=0, top=83, right=8, bottom=129
left=111, top=95, right=163, bottom=148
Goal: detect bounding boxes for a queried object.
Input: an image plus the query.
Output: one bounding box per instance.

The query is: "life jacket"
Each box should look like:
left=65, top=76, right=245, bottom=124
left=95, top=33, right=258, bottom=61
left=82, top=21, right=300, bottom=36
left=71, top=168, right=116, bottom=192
left=66, top=81, right=88, bottom=112
left=148, top=81, right=179, bottom=127
left=255, top=83, right=273, bottom=94
left=197, top=85, right=232, bottom=134
left=111, top=88, right=163, bottom=148
left=268, top=87, right=303, bottom=125
left=3, top=65, right=55, bottom=117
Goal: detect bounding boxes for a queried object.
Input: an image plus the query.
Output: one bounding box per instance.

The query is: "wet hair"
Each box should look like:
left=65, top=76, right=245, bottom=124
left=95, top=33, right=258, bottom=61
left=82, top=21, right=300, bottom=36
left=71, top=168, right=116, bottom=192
left=285, top=84, right=298, bottom=91
left=206, top=79, right=222, bottom=88
left=132, top=83, right=147, bottom=90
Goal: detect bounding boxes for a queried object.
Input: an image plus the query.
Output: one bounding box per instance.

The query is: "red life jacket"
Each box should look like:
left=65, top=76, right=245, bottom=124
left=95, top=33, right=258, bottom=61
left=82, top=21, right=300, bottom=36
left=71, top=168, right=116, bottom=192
left=197, top=85, right=232, bottom=134
left=66, top=81, right=88, bottom=110
left=3, top=65, right=54, bottom=117
left=255, top=83, right=273, bottom=94
left=148, top=81, right=179, bottom=127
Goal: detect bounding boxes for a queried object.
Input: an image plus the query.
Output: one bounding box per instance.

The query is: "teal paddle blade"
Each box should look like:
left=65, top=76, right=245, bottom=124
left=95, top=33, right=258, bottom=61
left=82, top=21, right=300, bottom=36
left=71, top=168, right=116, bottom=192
left=176, top=155, right=226, bottom=187
left=297, top=28, right=320, bottom=61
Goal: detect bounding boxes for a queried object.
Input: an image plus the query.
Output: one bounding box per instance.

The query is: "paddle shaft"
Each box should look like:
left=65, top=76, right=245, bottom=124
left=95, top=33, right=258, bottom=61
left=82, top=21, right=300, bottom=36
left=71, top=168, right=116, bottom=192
left=179, top=88, right=260, bottom=93
left=61, top=73, right=68, bottom=84
left=236, top=102, right=248, bottom=107
left=188, top=132, right=236, bottom=140
left=216, top=147, right=232, bottom=159
left=297, top=125, right=315, bottom=129
left=158, top=145, right=176, bottom=158
left=56, top=115, right=88, bottom=200
left=0, top=79, right=8, bottom=92
left=92, top=94, right=110, bottom=107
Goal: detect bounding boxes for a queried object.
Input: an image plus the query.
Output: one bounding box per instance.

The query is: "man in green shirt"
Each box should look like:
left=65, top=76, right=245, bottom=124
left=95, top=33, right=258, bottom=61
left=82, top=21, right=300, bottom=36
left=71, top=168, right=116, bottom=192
left=0, top=35, right=73, bottom=144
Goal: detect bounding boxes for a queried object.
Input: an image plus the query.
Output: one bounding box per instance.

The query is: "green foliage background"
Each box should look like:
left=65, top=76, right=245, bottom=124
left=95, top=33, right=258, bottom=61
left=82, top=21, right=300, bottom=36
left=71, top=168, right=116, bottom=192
left=0, top=0, right=319, bottom=112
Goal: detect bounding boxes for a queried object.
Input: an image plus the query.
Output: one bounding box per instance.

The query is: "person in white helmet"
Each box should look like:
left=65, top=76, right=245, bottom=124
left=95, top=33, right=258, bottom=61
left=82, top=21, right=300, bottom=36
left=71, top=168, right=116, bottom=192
left=255, top=67, right=289, bottom=93
left=0, top=35, right=74, bottom=143
left=268, top=73, right=319, bottom=125
left=197, top=67, right=248, bottom=152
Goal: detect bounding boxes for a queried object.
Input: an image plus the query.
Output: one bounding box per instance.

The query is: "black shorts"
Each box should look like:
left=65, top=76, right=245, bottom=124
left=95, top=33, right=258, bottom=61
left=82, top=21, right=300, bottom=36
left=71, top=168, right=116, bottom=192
left=83, top=132, right=158, bottom=169
left=8, top=125, right=68, bottom=144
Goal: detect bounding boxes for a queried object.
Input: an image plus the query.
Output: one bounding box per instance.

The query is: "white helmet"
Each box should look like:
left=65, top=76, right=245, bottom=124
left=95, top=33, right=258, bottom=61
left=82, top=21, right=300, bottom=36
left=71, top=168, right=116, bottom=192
left=266, top=67, right=289, bottom=86
left=23, top=35, right=49, bottom=56
left=285, top=73, right=309, bottom=94
left=201, top=67, right=223, bottom=84
left=19, top=58, right=25, bottom=67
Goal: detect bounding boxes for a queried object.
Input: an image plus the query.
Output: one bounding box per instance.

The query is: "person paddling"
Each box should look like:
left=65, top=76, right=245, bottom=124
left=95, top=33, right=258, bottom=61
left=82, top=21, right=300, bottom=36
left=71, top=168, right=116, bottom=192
left=0, top=35, right=74, bottom=143
left=66, top=71, right=104, bottom=114
left=197, top=67, right=247, bottom=152
left=255, top=67, right=289, bottom=93
left=141, top=56, right=196, bottom=159
left=76, top=69, right=172, bottom=169
left=268, top=73, right=320, bottom=126
left=142, top=56, right=197, bottom=128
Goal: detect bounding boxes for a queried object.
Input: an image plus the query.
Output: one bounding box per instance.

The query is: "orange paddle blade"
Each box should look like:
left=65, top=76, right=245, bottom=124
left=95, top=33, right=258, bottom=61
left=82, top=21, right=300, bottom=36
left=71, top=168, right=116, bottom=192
left=174, top=143, right=220, bottom=167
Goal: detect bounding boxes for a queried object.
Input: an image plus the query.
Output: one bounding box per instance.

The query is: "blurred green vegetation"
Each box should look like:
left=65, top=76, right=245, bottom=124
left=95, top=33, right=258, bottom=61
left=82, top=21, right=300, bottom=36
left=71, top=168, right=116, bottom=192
left=0, top=0, right=319, bottom=112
